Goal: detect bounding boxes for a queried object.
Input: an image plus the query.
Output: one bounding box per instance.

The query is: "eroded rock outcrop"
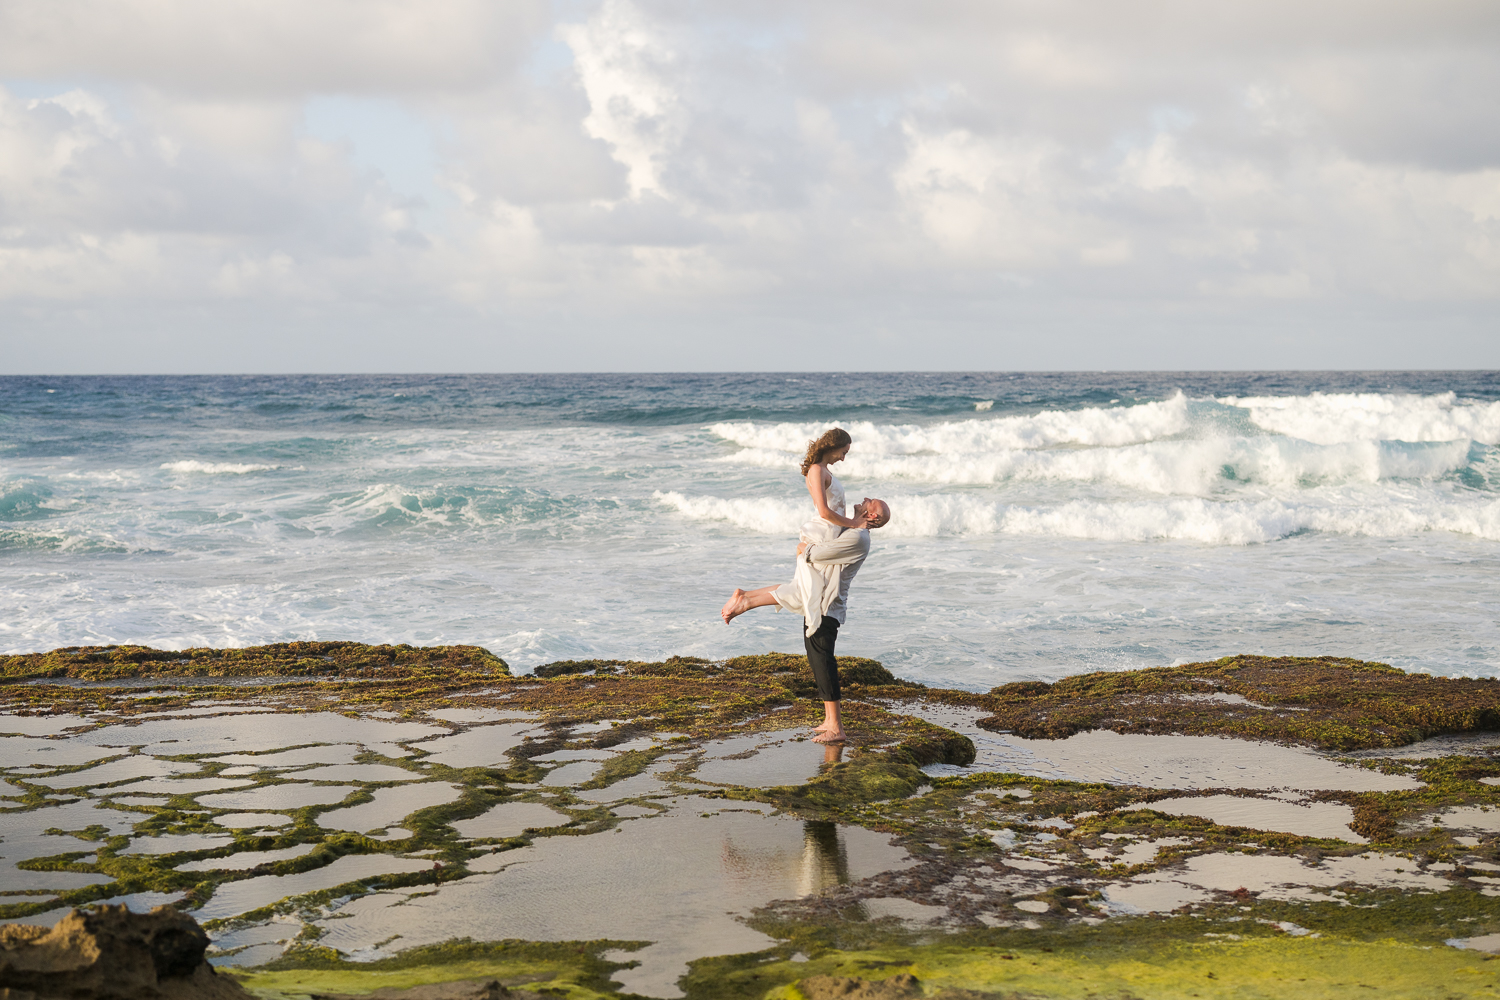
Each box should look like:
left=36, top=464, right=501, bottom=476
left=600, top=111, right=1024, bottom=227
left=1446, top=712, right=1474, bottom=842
left=0, top=906, right=253, bottom=1000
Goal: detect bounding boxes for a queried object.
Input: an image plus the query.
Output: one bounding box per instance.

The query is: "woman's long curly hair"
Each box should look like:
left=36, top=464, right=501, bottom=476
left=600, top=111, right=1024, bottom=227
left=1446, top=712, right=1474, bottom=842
left=800, top=427, right=852, bottom=476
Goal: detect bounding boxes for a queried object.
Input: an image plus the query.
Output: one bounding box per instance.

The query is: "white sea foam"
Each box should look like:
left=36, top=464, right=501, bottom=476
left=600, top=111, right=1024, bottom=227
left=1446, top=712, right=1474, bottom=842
left=711, top=393, right=1479, bottom=493
left=990, top=497, right=1500, bottom=545
left=160, top=461, right=278, bottom=475
left=721, top=437, right=1472, bottom=492
left=710, top=395, right=1191, bottom=456
left=656, top=490, right=1500, bottom=544
left=1221, top=392, right=1500, bottom=445
left=285, top=484, right=489, bottom=535
left=652, top=492, right=806, bottom=535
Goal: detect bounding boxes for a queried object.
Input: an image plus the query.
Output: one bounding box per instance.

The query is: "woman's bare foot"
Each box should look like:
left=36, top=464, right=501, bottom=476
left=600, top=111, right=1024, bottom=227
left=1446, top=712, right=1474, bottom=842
left=720, top=589, right=750, bottom=624
left=813, top=721, right=835, bottom=732
left=811, top=729, right=846, bottom=744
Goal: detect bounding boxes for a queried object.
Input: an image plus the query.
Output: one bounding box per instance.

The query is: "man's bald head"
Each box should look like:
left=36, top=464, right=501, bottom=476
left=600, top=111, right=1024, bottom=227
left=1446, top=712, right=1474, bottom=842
left=857, top=498, right=891, bottom=528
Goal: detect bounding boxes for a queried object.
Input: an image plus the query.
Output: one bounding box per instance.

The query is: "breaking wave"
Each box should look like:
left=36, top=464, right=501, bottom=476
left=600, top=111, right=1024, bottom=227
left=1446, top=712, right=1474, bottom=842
left=652, top=491, right=806, bottom=535
left=1223, top=392, right=1500, bottom=446
left=711, top=392, right=1492, bottom=493
left=161, top=460, right=278, bottom=475
left=0, top=527, right=130, bottom=553
left=710, top=394, right=1192, bottom=455
left=722, top=438, right=1474, bottom=492
left=655, top=490, right=1500, bottom=544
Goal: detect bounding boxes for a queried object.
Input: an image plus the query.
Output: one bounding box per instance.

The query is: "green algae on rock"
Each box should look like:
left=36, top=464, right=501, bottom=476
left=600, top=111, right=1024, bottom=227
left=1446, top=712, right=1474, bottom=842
left=237, top=938, right=642, bottom=1000
left=741, top=930, right=1500, bottom=1000
left=977, top=655, right=1500, bottom=750
left=0, top=642, right=511, bottom=684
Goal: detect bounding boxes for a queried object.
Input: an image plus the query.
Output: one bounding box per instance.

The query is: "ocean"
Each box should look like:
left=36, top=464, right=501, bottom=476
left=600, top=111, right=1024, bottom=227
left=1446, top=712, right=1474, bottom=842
left=1, top=371, right=1497, bottom=690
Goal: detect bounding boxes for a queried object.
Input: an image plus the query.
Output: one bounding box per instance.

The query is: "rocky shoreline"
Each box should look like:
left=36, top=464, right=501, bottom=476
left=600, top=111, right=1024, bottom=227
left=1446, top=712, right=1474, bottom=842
left=4, top=644, right=1500, bottom=998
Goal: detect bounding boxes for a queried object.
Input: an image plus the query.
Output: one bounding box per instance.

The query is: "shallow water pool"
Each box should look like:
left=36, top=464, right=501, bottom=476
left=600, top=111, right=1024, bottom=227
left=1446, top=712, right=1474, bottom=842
left=310, top=794, right=910, bottom=998
left=899, top=703, right=1422, bottom=792
left=197, top=784, right=356, bottom=812
left=194, top=852, right=436, bottom=921
left=316, top=783, right=465, bottom=834
left=450, top=801, right=573, bottom=840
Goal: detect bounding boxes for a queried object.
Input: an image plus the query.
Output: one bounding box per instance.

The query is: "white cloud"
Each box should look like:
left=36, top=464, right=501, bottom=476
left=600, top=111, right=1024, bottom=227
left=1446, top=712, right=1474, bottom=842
left=1, top=0, right=1498, bottom=371
left=558, top=0, right=684, bottom=198
left=0, top=0, right=546, bottom=95
left=893, top=124, right=1082, bottom=265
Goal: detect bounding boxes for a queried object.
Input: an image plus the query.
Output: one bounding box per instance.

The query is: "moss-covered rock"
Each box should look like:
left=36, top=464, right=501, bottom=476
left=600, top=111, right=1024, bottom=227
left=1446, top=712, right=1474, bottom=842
left=0, top=642, right=509, bottom=682
left=531, top=659, right=626, bottom=678
left=979, top=655, right=1500, bottom=750
left=238, top=937, right=640, bottom=999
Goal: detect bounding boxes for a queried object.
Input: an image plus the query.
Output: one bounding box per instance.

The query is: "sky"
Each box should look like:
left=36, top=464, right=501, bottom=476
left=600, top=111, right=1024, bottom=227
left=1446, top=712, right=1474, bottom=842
left=1, top=0, right=1497, bottom=373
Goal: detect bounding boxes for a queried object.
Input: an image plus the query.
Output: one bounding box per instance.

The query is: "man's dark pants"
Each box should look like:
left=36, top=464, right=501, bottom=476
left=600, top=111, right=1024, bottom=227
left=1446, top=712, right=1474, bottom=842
left=805, top=615, right=841, bottom=702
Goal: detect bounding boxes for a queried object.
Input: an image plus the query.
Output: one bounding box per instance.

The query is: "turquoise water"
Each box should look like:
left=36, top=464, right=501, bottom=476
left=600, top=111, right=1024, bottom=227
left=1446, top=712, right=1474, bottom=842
left=1, top=372, right=1498, bottom=686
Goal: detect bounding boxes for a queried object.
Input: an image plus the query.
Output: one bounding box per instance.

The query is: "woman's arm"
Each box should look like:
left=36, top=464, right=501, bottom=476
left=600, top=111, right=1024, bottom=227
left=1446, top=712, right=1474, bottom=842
left=805, top=465, right=865, bottom=528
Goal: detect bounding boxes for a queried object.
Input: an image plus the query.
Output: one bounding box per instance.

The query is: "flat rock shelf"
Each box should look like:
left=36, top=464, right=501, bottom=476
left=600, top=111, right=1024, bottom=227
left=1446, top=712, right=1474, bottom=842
left=5, top=643, right=1500, bottom=999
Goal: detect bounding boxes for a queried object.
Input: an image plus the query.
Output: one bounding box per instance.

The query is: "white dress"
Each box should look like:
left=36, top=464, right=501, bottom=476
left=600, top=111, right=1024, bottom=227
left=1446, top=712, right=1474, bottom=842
left=822, top=472, right=846, bottom=521
left=773, top=470, right=870, bottom=636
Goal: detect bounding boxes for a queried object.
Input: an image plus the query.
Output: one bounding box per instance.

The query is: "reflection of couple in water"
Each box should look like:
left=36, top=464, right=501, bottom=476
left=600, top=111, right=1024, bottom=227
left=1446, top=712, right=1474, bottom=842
left=720, top=428, right=890, bottom=745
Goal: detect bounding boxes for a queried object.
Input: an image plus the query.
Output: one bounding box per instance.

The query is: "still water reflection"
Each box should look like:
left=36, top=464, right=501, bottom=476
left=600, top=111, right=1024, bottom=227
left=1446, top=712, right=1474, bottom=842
left=310, top=795, right=910, bottom=999
left=795, top=820, right=852, bottom=898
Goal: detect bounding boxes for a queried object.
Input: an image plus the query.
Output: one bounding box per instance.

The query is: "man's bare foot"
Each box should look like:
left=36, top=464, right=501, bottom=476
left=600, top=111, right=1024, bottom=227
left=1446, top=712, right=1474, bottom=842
left=721, top=589, right=750, bottom=624
left=813, top=721, right=835, bottom=732
left=811, top=729, right=846, bottom=744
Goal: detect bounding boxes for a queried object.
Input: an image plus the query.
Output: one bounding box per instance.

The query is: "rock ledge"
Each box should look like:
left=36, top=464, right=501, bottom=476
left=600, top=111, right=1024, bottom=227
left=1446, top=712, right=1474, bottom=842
left=0, top=906, right=253, bottom=1000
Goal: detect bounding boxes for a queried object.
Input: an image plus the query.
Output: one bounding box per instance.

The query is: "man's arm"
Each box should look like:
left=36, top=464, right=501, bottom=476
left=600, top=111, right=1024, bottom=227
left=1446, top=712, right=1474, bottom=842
left=804, top=528, right=870, bottom=567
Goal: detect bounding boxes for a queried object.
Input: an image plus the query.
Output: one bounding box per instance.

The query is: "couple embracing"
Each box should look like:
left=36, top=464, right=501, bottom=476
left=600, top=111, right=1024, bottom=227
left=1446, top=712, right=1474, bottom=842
left=720, top=428, right=891, bottom=744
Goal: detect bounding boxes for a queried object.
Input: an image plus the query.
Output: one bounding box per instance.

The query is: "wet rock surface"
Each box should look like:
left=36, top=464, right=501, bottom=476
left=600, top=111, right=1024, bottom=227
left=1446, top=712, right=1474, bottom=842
left=0, top=905, right=253, bottom=999
left=5, top=644, right=1500, bottom=998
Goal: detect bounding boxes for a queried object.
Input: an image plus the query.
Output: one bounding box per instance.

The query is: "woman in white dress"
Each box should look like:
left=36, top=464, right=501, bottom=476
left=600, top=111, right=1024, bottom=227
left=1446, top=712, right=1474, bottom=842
left=799, top=427, right=866, bottom=532
left=719, top=428, right=883, bottom=743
